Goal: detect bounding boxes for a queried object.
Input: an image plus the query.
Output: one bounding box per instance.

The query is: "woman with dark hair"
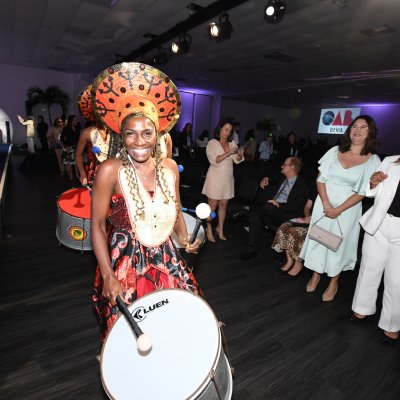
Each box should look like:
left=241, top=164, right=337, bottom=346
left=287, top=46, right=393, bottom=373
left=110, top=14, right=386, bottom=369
left=196, top=129, right=209, bottom=167
left=196, top=129, right=209, bottom=148
left=36, top=115, right=48, bottom=153
left=351, top=155, right=400, bottom=341
left=60, top=115, right=80, bottom=180
left=244, top=128, right=257, bottom=162
left=178, top=122, right=195, bottom=161
left=90, top=63, right=201, bottom=344
left=202, top=117, right=244, bottom=241
left=300, top=115, right=380, bottom=301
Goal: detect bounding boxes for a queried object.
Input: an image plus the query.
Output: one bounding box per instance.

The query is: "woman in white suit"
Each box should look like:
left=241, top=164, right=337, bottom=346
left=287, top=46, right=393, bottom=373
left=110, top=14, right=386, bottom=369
left=351, top=155, right=400, bottom=341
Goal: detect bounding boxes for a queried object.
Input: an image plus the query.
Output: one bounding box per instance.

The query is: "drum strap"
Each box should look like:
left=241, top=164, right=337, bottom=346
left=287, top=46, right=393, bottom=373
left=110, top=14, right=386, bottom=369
left=144, top=269, right=162, bottom=288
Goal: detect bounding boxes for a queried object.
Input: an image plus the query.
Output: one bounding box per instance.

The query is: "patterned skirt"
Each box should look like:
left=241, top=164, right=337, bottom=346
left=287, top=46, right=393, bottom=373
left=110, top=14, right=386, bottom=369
left=61, top=145, right=76, bottom=164
left=92, top=227, right=201, bottom=343
left=272, top=222, right=309, bottom=262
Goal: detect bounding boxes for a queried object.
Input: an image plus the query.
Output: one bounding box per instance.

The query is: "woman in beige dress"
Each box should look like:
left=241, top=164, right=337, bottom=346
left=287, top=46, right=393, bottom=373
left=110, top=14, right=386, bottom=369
left=202, top=117, right=244, bottom=241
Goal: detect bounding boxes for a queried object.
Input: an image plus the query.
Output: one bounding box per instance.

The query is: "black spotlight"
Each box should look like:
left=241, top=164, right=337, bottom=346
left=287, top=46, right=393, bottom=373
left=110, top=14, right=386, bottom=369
left=264, top=0, right=286, bottom=24
left=208, top=13, right=233, bottom=42
left=170, top=33, right=192, bottom=55
left=152, top=48, right=169, bottom=65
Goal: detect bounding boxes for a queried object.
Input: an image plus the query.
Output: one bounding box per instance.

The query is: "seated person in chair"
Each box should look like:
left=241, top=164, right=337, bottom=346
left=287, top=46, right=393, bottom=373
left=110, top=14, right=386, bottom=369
left=241, top=157, right=309, bottom=260
left=271, top=184, right=317, bottom=276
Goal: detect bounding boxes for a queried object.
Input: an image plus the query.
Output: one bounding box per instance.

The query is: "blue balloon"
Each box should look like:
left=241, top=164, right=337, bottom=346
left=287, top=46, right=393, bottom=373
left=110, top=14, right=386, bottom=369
left=178, top=165, right=184, bottom=173
left=210, top=211, right=216, bottom=219
left=92, top=145, right=101, bottom=154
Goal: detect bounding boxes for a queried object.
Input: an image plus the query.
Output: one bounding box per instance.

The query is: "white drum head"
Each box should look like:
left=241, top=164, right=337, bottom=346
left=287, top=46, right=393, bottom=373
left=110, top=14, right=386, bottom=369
left=101, top=289, right=221, bottom=400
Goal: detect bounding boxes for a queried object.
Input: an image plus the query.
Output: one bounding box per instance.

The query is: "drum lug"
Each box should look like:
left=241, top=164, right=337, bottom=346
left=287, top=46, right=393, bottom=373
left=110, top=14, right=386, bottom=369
left=208, top=370, right=224, bottom=400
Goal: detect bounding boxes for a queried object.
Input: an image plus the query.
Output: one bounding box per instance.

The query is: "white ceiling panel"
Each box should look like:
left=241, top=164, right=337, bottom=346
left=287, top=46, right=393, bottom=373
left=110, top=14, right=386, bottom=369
left=0, top=0, right=400, bottom=107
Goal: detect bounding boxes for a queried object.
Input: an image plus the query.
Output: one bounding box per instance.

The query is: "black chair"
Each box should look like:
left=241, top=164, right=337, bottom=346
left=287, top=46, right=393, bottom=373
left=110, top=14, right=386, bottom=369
left=180, top=163, right=205, bottom=209
left=226, top=176, right=260, bottom=227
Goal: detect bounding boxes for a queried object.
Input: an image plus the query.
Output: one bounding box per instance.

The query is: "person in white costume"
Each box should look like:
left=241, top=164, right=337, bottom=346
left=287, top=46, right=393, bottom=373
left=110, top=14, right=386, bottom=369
left=351, top=155, right=400, bottom=341
left=17, top=115, right=36, bottom=153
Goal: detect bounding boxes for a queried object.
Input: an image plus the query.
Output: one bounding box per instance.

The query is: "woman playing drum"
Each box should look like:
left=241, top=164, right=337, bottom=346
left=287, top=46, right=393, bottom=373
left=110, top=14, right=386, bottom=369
left=75, top=84, right=121, bottom=187
left=90, top=63, right=201, bottom=343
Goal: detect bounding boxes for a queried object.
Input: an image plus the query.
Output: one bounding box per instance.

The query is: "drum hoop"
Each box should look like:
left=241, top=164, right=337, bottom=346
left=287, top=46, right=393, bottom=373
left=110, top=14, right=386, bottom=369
left=100, top=288, right=222, bottom=400
left=56, top=202, right=91, bottom=219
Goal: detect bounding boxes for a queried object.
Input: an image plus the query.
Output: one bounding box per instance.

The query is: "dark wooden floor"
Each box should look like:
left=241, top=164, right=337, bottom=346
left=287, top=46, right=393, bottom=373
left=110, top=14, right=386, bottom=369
left=1, top=153, right=399, bottom=400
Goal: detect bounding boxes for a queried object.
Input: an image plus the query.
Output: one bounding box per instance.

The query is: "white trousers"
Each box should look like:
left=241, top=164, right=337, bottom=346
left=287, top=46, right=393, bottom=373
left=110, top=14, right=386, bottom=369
left=27, top=137, right=35, bottom=153
left=352, top=214, right=400, bottom=333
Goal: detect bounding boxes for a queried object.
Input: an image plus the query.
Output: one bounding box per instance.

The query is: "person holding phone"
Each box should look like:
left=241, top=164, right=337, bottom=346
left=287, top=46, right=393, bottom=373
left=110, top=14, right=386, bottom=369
left=202, top=117, right=244, bottom=241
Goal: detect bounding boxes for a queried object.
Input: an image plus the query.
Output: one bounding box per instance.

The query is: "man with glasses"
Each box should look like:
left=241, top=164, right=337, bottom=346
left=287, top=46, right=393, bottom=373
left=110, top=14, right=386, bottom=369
left=241, top=156, right=309, bottom=260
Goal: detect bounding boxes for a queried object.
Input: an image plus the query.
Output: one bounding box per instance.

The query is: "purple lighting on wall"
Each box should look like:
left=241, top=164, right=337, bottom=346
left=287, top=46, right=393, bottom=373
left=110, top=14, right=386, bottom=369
left=355, top=103, right=398, bottom=107
left=179, top=87, right=217, bottom=96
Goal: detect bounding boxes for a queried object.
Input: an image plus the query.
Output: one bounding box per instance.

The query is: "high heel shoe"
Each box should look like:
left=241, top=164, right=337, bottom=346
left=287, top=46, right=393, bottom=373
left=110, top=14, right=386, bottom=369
left=206, top=226, right=216, bottom=242
left=306, top=274, right=320, bottom=293
left=216, top=227, right=227, bottom=240
left=287, top=261, right=303, bottom=276
left=382, top=331, right=399, bottom=344
left=322, top=285, right=338, bottom=302
left=280, top=262, right=294, bottom=272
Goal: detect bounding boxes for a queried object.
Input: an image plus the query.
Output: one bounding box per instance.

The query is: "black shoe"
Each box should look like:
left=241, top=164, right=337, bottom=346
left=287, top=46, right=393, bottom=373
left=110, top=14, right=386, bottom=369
left=240, top=250, right=257, bottom=261
left=380, top=331, right=399, bottom=345
left=348, top=313, right=367, bottom=323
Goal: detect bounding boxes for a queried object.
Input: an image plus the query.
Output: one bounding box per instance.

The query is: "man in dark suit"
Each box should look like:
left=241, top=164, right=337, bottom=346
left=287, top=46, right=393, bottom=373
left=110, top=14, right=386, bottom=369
left=241, top=156, right=309, bottom=260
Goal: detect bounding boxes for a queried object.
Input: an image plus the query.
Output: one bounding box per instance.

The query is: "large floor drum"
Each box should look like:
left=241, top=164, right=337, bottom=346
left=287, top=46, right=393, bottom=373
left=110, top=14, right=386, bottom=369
left=101, top=289, right=233, bottom=400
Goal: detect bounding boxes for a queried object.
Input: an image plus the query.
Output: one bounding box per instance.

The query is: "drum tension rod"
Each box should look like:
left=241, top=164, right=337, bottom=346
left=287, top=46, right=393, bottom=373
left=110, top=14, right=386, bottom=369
left=218, top=321, right=235, bottom=375
left=208, top=370, right=224, bottom=400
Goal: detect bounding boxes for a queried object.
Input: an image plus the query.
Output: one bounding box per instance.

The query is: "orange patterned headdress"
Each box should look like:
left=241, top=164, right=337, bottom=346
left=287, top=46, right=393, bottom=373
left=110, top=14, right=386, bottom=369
left=91, top=62, right=181, bottom=134
left=77, top=84, right=95, bottom=121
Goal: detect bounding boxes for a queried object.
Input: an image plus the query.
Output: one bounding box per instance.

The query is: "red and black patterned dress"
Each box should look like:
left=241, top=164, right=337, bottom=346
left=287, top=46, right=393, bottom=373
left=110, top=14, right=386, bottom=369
left=92, top=167, right=201, bottom=343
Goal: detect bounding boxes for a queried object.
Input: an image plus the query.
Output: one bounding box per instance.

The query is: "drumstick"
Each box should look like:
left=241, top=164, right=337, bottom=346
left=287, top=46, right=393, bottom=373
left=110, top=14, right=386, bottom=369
left=116, top=295, right=152, bottom=353
left=182, top=206, right=216, bottom=219
left=189, top=203, right=211, bottom=244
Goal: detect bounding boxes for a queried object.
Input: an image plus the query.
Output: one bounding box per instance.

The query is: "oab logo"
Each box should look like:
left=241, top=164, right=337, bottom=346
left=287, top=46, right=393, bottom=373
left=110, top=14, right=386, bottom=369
left=322, top=109, right=354, bottom=127
left=131, top=299, right=169, bottom=322
left=318, top=108, right=361, bottom=134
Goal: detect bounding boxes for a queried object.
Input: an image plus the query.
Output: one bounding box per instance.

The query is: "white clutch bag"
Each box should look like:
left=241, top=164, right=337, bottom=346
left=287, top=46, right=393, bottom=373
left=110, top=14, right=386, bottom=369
left=308, top=216, right=343, bottom=252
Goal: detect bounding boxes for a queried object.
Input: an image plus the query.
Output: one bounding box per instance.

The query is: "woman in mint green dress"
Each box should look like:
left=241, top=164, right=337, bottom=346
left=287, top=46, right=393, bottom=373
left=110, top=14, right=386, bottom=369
left=300, top=115, right=380, bottom=301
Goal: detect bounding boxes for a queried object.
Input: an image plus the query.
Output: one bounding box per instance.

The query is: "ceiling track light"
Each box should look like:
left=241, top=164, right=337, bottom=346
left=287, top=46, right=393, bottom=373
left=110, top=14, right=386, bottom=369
left=264, top=0, right=286, bottom=24
left=152, top=48, right=169, bottom=65
left=170, top=33, right=192, bottom=55
left=186, top=3, right=205, bottom=16
left=208, top=13, right=233, bottom=42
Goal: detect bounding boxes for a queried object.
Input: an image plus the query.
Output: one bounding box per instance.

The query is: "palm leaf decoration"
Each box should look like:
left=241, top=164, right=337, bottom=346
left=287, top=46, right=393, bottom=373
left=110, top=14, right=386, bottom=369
left=26, top=85, right=70, bottom=123
left=256, top=117, right=277, bottom=135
